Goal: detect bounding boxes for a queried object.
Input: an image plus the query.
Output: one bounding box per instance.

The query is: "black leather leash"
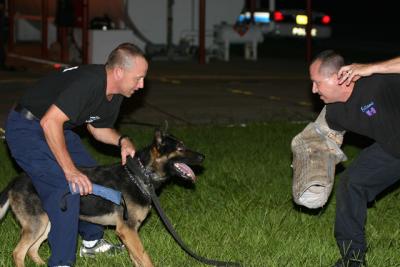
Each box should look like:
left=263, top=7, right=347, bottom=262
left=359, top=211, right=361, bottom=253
left=125, top=156, right=241, bottom=267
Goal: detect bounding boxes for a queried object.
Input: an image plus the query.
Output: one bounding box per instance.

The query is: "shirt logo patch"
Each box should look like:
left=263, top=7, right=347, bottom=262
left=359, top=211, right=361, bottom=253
left=360, top=101, right=377, bottom=117
left=62, top=66, right=79, bottom=72
left=86, top=116, right=101, bottom=123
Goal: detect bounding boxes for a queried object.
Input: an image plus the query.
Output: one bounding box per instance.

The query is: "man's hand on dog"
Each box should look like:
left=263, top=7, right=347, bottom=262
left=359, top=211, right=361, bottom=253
left=65, top=168, right=93, bottom=195
left=120, top=138, right=136, bottom=165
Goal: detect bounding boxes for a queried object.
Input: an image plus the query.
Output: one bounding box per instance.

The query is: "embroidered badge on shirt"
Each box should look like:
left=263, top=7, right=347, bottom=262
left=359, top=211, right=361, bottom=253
left=360, top=102, right=377, bottom=117
left=86, top=116, right=101, bottom=123
left=62, top=66, right=79, bottom=72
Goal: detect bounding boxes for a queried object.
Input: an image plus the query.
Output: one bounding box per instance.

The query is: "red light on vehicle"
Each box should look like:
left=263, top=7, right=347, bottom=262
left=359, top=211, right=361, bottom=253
left=274, top=11, right=284, bottom=22
left=321, top=15, right=331, bottom=24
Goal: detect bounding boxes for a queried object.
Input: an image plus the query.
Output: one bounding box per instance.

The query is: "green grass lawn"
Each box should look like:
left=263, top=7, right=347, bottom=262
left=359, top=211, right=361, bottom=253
left=1, top=123, right=400, bottom=267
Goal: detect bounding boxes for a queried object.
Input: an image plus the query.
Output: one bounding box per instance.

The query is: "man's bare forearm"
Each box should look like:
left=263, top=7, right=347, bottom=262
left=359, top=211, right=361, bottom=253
left=373, top=57, right=400, bottom=74
left=40, top=117, right=76, bottom=173
left=87, top=124, right=135, bottom=164
left=87, top=124, right=121, bottom=146
left=41, top=116, right=93, bottom=194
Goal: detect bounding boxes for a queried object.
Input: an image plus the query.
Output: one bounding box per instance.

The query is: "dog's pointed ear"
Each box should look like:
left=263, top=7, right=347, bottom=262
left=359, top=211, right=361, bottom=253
left=163, top=120, right=169, bottom=133
left=154, top=128, right=163, bottom=146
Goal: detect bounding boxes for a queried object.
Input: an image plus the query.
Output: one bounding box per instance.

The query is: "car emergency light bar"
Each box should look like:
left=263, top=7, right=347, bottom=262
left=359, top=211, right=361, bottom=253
left=238, top=11, right=331, bottom=26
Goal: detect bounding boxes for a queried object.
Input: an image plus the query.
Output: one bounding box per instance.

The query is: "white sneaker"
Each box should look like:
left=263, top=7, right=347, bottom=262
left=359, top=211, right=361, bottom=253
left=79, top=239, right=125, bottom=257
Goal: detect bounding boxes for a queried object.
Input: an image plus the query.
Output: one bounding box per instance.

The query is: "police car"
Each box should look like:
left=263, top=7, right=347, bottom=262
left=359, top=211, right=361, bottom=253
left=237, top=8, right=331, bottom=39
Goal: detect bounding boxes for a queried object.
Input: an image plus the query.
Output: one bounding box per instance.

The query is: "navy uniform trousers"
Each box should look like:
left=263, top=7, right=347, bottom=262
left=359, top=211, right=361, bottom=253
left=5, top=110, right=103, bottom=266
left=335, top=142, right=400, bottom=258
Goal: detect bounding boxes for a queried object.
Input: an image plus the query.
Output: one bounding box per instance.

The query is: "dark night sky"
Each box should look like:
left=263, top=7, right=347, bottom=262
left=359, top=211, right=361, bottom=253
left=314, top=0, right=399, bottom=42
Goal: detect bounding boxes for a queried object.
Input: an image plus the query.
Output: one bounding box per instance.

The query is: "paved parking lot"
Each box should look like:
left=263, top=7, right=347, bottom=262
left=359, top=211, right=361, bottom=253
left=0, top=56, right=318, bottom=129
left=2, top=38, right=398, bottom=129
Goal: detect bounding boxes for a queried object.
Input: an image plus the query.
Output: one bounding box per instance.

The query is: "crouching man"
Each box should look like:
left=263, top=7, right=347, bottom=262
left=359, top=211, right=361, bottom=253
left=309, top=50, right=400, bottom=266
left=5, top=43, right=148, bottom=266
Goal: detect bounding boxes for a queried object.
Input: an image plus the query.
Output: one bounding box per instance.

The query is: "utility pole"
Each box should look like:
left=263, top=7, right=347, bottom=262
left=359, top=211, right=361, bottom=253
left=167, top=0, right=174, bottom=59
left=7, top=0, right=15, bottom=52
left=306, top=0, right=312, bottom=64
left=41, top=0, right=48, bottom=58
left=198, top=0, right=206, bottom=64
left=82, top=0, right=89, bottom=64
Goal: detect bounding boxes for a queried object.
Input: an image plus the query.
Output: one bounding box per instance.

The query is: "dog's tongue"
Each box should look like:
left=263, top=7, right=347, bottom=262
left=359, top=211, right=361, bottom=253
left=174, top=163, right=196, bottom=181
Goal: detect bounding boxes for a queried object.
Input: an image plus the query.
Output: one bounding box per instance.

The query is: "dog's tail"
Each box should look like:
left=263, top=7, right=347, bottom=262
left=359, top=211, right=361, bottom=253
left=0, top=181, right=13, bottom=220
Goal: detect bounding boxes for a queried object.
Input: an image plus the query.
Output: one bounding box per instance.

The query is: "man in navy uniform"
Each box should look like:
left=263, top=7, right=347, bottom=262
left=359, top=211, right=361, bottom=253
left=5, top=43, right=148, bottom=267
left=310, top=50, right=400, bottom=267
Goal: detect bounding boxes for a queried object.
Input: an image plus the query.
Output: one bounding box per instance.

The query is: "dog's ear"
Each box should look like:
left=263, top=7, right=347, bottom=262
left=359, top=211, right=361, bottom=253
left=163, top=120, right=169, bottom=133
left=154, top=128, right=163, bottom=146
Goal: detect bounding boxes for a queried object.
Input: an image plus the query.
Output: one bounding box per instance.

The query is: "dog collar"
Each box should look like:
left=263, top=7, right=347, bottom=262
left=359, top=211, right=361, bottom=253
left=124, top=157, right=154, bottom=202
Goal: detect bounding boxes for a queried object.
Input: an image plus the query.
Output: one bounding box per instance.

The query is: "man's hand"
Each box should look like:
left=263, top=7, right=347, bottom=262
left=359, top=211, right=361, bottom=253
left=65, top=168, right=93, bottom=195
left=337, top=63, right=373, bottom=86
left=120, top=137, right=136, bottom=165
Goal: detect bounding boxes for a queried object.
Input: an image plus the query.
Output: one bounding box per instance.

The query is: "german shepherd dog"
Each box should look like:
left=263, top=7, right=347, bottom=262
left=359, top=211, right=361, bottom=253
left=0, top=129, right=204, bottom=267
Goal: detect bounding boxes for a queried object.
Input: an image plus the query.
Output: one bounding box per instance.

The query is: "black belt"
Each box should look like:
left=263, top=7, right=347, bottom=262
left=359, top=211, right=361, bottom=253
left=14, top=104, right=39, bottom=121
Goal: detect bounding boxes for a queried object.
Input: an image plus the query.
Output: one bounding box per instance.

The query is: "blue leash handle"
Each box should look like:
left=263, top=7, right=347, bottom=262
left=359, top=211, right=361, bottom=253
left=69, top=183, right=122, bottom=205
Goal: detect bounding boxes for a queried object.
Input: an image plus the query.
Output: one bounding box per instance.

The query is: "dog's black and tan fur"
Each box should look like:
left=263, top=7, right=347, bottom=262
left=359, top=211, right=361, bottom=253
left=0, top=129, right=204, bottom=267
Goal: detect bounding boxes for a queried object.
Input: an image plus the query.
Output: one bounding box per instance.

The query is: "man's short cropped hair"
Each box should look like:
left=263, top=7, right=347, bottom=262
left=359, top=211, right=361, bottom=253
left=106, top=43, right=146, bottom=69
left=312, top=50, right=345, bottom=77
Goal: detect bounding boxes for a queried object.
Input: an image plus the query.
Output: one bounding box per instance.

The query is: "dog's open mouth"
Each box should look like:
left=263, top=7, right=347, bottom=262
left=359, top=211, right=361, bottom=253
left=174, top=162, right=196, bottom=181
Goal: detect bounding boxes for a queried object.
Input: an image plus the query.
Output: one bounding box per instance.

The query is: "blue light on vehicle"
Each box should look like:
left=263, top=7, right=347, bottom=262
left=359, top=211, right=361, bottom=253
left=254, top=12, right=270, bottom=23
left=237, top=11, right=270, bottom=24
left=237, top=12, right=252, bottom=23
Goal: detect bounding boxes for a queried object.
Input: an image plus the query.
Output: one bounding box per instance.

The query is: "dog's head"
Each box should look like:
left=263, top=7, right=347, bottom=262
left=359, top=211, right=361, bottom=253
left=141, top=129, right=205, bottom=184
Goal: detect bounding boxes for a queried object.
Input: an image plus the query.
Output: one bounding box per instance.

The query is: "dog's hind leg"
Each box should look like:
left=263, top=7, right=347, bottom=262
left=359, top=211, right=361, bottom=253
left=27, top=217, right=50, bottom=265
left=13, top=229, right=34, bottom=267
left=116, top=221, right=154, bottom=267
left=13, top=214, right=48, bottom=267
